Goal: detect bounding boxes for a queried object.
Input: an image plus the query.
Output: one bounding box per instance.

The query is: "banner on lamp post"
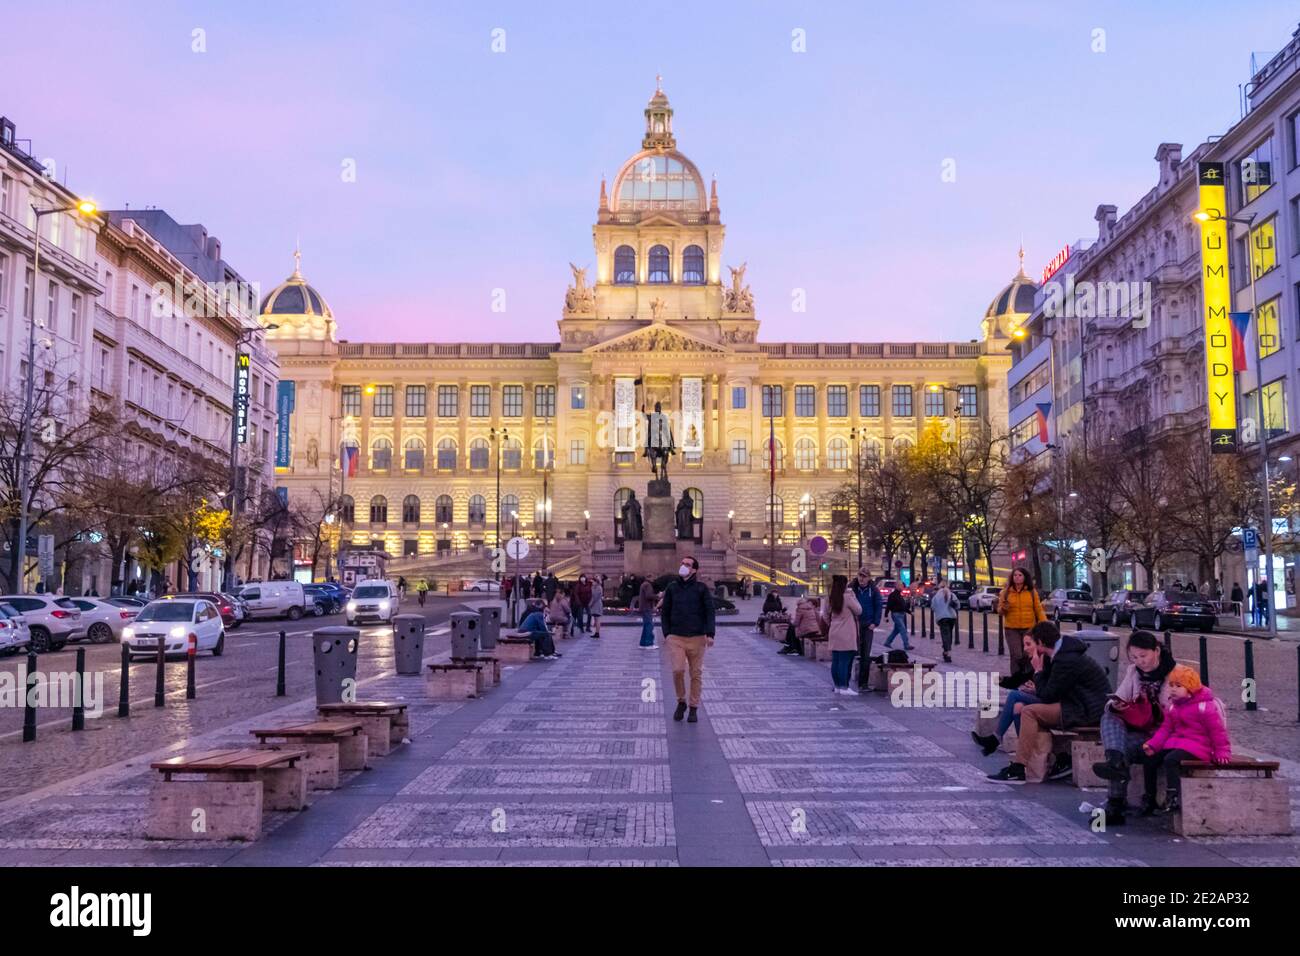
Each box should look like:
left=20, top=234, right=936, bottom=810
left=1195, top=162, right=1237, bottom=453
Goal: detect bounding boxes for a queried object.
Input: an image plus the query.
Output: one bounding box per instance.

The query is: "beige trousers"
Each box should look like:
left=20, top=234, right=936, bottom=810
left=666, top=634, right=709, bottom=707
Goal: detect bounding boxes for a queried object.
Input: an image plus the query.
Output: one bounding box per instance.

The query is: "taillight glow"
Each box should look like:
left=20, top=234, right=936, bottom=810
left=50, top=610, right=72, bottom=619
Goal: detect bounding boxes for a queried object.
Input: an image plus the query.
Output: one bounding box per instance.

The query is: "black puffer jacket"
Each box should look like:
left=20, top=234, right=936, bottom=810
left=661, top=576, right=716, bottom=638
left=1032, top=635, right=1110, bottom=728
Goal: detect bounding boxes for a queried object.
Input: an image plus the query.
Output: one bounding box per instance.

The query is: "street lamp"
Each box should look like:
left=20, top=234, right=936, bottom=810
left=223, top=322, right=279, bottom=592
left=1194, top=208, right=1277, bottom=637
left=727, top=509, right=735, bottom=534
left=539, top=417, right=553, bottom=570
left=583, top=509, right=590, bottom=532
left=490, top=426, right=507, bottom=549
left=14, top=199, right=98, bottom=594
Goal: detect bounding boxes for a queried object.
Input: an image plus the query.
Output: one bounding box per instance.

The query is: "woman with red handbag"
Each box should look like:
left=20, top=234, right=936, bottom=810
left=1091, top=630, right=1174, bottom=826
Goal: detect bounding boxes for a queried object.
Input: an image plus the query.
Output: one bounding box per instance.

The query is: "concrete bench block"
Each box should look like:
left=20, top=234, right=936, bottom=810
left=258, top=741, right=339, bottom=791
left=802, top=638, right=831, bottom=662
left=496, top=640, right=534, bottom=664
left=1071, top=739, right=1106, bottom=788
left=354, top=714, right=393, bottom=756
left=145, top=780, right=264, bottom=841
left=426, top=667, right=481, bottom=700
left=338, top=732, right=370, bottom=771
left=1175, top=771, right=1293, bottom=837
left=209, top=767, right=306, bottom=811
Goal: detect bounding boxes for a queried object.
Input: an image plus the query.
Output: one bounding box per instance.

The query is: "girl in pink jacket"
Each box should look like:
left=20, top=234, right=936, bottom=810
left=1139, top=665, right=1232, bottom=815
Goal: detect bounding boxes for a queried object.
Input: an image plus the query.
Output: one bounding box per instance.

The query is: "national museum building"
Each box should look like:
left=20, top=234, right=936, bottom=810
left=266, top=84, right=1022, bottom=580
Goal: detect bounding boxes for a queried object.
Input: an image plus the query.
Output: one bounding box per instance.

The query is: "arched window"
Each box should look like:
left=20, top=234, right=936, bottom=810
left=763, top=437, right=784, bottom=471
left=435, top=495, right=454, bottom=524
left=827, top=437, right=848, bottom=470
left=893, top=435, right=914, bottom=455
left=534, top=438, right=555, bottom=470
left=534, top=495, right=552, bottom=524
left=798, top=494, right=817, bottom=529
left=469, top=438, right=489, bottom=470
left=614, top=245, right=636, bottom=284
left=369, top=495, right=387, bottom=525
left=468, top=494, right=486, bottom=524
left=402, top=494, right=420, bottom=524
left=765, top=494, right=784, bottom=527
left=502, top=494, right=520, bottom=526
left=337, top=495, right=354, bottom=525
left=371, top=437, right=392, bottom=471
left=648, top=244, right=671, bottom=283
left=404, top=437, right=425, bottom=471
left=860, top=437, right=883, bottom=465
left=502, top=437, right=521, bottom=470
left=682, top=244, right=704, bottom=284
left=795, top=437, right=816, bottom=471
left=614, top=487, right=634, bottom=519
left=436, top=437, right=457, bottom=470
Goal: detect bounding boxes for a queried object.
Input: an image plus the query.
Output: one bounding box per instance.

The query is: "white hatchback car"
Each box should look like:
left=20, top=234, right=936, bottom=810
left=0, top=602, right=31, bottom=654
left=68, top=597, right=136, bottom=644
left=346, top=581, right=399, bottom=625
left=968, top=586, right=1003, bottom=611
left=121, top=598, right=226, bottom=659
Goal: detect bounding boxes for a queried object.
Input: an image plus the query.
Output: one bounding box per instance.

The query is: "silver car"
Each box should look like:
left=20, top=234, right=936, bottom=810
left=1044, top=588, right=1094, bottom=622
left=69, top=597, right=136, bottom=644
left=0, top=602, right=31, bottom=654
left=0, top=595, right=84, bottom=653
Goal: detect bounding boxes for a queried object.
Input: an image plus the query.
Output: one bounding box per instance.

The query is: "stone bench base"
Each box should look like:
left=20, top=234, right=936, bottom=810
left=496, top=639, right=535, bottom=664
left=146, top=780, right=267, bottom=841
left=426, top=664, right=482, bottom=700
left=258, top=741, right=339, bottom=791
left=454, top=656, right=500, bottom=687
left=801, top=638, right=832, bottom=662
left=1174, top=766, right=1293, bottom=836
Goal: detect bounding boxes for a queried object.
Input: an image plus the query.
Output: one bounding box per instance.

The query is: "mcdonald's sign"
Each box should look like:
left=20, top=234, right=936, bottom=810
left=1196, top=162, right=1236, bottom=453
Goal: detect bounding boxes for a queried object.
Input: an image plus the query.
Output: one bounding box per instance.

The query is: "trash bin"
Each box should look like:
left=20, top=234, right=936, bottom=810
left=1075, top=628, right=1120, bottom=690
left=392, top=614, right=425, bottom=675
left=449, top=611, right=480, bottom=659
left=477, top=605, right=500, bottom=650
left=313, top=625, right=360, bottom=704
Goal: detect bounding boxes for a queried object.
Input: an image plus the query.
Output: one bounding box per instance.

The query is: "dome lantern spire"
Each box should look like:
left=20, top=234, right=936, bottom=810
left=643, top=76, right=675, bottom=149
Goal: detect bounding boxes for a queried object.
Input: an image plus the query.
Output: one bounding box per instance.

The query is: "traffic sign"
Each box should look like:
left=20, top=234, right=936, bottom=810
left=506, top=536, right=529, bottom=560
left=809, top=535, right=828, bottom=556
left=1242, top=528, right=1259, bottom=550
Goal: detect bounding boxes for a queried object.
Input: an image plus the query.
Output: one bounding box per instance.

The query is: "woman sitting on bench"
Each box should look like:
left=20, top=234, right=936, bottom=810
left=971, top=631, right=1039, bottom=755
left=1137, top=665, right=1232, bottom=816
left=547, top=586, right=573, bottom=638
left=756, top=590, right=786, bottom=632
left=780, top=596, right=821, bottom=656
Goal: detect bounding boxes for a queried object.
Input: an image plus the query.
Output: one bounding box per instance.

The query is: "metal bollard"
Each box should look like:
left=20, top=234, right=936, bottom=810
left=997, top=614, right=1004, bottom=654
left=22, top=649, right=37, bottom=743
left=1076, top=621, right=1082, bottom=631
left=966, top=608, right=974, bottom=649
left=155, top=636, right=166, bottom=708
left=1198, top=634, right=1209, bottom=687
left=186, top=634, right=197, bottom=700
left=276, top=630, right=287, bottom=697
left=72, top=648, right=86, bottom=731
left=1163, top=630, right=1173, bottom=654
left=118, top=642, right=130, bottom=718
left=909, top=608, right=915, bottom=636
left=1296, top=644, right=1299, bottom=723
left=1244, top=640, right=1256, bottom=712
left=928, top=606, right=935, bottom=639
left=982, top=611, right=989, bottom=653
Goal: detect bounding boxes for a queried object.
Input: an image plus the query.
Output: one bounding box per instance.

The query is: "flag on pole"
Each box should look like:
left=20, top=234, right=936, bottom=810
left=1035, top=402, right=1052, bottom=443
left=1229, top=311, right=1251, bottom=372
left=341, top=443, right=358, bottom=478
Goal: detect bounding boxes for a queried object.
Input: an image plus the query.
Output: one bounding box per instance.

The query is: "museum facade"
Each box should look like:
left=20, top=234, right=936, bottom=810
left=266, top=84, right=1023, bottom=579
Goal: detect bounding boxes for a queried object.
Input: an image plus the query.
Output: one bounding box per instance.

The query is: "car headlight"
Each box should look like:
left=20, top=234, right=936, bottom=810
left=122, top=627, right=134, bottom=640
left=379, top=599, right=390, bottom=611
left=170, top=625, right=187, bottom=638
left=347, top=601, right=357, bottom=613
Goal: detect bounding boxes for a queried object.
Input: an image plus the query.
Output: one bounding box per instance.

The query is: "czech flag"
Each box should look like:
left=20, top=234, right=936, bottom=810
left=1229, top=311, right=1251, bottom=372
left=1035, top=402, right=1052, bottom=443
left=341, top=444, right=358, bottom=478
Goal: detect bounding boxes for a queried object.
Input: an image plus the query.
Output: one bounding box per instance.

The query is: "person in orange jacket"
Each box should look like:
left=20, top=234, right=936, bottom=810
left=996, top=567, right=1045, bottom=675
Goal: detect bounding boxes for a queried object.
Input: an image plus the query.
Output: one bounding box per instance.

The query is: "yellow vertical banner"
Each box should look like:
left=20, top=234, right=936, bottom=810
left=1197, top=162, right=1236, bottom=453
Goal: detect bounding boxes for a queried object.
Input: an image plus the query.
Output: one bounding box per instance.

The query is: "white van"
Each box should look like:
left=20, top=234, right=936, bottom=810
left=347, top=580, right=399, bottom=626
left=239, top=581, right=311, bottom=621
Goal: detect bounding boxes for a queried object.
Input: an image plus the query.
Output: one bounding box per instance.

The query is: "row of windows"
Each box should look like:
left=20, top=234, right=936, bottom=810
left=339, top=493, right=532, bottom=526
left=613, top=244, right=705, bottom=285
left=758, top=384, right=978, bottom=418
left=353, top=436, right=563, bottom=472
left=342, top=384, right=560, bottom=418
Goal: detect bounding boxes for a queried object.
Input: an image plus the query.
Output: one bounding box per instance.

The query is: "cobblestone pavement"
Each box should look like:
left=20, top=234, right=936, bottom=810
left=0, top=616, right=1296, bottom=867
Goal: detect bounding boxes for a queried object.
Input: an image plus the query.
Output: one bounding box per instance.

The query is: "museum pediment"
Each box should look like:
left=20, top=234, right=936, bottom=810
left=584, top=322, right=730, bottom=355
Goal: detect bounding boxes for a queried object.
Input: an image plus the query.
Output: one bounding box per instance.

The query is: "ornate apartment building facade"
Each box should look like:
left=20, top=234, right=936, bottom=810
left=270, top=86, right=1014, bottom=577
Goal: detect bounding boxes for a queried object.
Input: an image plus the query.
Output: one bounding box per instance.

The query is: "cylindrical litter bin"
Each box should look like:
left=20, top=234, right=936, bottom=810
left=477, top=605, right=500, bottom=650
left=449, top=611, right=480, bottom=659
left=1075, top=628, right=1120, bottom=690
left=392, top=614, right=426, bottom=675
left=313, top=626, right=360, bottom=704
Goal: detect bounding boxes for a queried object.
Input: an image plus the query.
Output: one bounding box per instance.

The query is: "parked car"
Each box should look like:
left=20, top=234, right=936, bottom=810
left=106, top=596, right=147, bottom=612
left=1091, top=590, right=1149, bottom=627
left=1130, top=590, right=1217, bottom=633
left=346, top=580, right=399, bottom=626
left=222, top=593, right=249, bottom=625
left=949, top=581, right=976, bottom=607
left=68, top=597, right=136, bottom=643
left=304, top=583, right=347, bottom=614
left=0, top=594, right=84, bottom=653
left=238, top=581, right=311, bottom=621
left=163, top=592, right=243, bottom=629
left=0, top=602, right=32, bottom=654
left=1044, top=588, right=1094, bottom=623
left=121, top=597, right=226, bottom=659
left=968, top=586, right=1002, bottom=611
left=464, top=579, right=500, bottom=592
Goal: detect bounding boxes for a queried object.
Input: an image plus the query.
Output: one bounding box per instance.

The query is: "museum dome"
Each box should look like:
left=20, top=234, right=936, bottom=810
left=609, top=79, right=709, bottom=218
left=261, top=250, right=336, bottom=342
left=982, top=247, right=1038, bottom=340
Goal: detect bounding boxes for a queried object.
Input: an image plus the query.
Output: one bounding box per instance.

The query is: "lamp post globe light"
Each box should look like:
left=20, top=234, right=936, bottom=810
left=14, top=199, right=97, bottom=595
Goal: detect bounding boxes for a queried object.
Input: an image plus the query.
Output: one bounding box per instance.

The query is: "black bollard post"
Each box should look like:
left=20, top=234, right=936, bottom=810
left=276, top=629, right=287, bottom=696
left=118, top=642, right=130, bottom=718
left=966, top=605, right=974, bottom=649
left=154, top=636, right=165, bottom=708
left=1244, top=640, right=1256, bottom=712
left=1076, top=621, right=1082, bottom=631
left=22, top=649, right=37, bottom=743
left=72, top=648, right=86, bottom=731
left=997, top=614, right=1004, bottom=655
left=1163, top=630, right=1173, bottom=654
left=186, top=635, right=196, bottom=700
left=929, top=605, right=935, bottom=639
left=1296, top=644, right=1300, bottom=723
left=1198, top=634, right=1210, bottom=687
left=982, top=611, right=989, bottom=653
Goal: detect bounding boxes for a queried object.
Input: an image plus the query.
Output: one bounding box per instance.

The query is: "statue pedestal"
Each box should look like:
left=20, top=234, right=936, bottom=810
left=625, top=487, right=681, bottom=580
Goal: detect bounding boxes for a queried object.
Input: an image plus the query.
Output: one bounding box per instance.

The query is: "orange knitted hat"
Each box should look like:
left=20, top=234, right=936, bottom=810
left=1166, top=664, right=1202, bottom=695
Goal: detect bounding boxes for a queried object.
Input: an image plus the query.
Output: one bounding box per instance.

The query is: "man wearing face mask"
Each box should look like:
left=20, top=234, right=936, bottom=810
left=660, top=555, right=715, bottom=724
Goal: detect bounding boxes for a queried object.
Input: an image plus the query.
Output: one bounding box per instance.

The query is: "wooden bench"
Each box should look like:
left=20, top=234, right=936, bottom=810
left=146, top=748, right=308, bottom=841
left=497, top=635, right=536, bottom=664
left=1174, top=759, right=1292, bottom=836
left=317, top=701, right=409, bottom=756
left=426, top=662, right=484, bottom=699
left=453, top=655, right=500, bottom=688
left=251, top=719, right=370, bottom=789
left=801, top=635, right=832, bottom=662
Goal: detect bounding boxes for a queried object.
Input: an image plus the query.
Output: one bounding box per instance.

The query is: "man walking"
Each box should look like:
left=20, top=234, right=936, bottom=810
left=881, top=584, right=912, bottom=652
left=660, top=555, right=715, bottom=724
left=849, top=570, right=882, bottom=689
